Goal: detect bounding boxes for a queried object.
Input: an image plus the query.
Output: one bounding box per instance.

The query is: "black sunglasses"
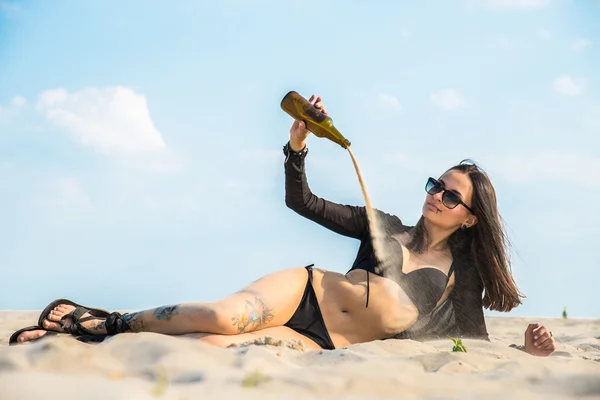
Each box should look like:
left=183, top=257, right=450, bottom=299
left=425, top=177, right=473, bottom=214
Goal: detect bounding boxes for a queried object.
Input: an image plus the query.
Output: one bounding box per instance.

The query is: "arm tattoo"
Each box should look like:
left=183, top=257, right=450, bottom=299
left=154, top=305, right=180, bottom=321
left=123, top=311, right=145, bottom=332
left=231, top=298, right=275, bottom=333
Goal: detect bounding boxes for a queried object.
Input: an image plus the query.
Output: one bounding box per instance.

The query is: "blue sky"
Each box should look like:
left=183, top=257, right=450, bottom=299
left=0, top=0, right=598, bottom=319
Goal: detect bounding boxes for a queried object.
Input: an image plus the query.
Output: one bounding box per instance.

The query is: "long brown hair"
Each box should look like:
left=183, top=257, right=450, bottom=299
left=407, top=160, right=523, bottom=312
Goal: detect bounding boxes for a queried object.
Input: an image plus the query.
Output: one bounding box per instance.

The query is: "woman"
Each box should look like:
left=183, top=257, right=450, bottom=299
left=11, top=95, right=556, bottom=356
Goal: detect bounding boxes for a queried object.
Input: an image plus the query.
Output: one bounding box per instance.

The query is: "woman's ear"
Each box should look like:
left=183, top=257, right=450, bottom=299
left=465, top=215, right=478, bottom=229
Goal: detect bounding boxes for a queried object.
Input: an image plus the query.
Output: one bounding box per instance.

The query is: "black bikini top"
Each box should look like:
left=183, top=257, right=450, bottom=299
left=358, top=238, right=455, bottom=317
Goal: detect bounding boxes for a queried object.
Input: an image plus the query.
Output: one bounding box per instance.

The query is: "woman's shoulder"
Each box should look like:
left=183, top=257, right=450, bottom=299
left=373, top=208, right=408, bottom=233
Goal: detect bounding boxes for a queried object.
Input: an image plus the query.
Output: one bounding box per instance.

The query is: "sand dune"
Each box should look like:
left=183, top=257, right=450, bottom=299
left=0, top=312, right=599, bottom=399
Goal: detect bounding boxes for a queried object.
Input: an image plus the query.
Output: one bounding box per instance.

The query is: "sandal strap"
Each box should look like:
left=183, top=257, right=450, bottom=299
left=105, top=312, right=131, bottom=335
left=70, top=307, right=90, bottom=322
left=60, top=307, right=105, bottom=336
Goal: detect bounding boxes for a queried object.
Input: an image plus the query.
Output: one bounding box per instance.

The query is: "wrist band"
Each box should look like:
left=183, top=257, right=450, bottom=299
left=283, top=141, right=308, bottom=163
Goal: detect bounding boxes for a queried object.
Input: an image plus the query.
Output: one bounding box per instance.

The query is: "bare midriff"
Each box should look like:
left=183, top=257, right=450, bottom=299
left=307, top=267, right=420, bottom=349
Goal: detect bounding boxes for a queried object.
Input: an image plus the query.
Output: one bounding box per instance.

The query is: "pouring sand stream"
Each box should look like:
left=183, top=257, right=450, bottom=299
left=346, top=147, right=392, bottom=276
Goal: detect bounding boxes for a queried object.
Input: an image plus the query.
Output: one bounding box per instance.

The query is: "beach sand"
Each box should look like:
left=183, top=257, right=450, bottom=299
left=0, top=312, right=598, bottom=399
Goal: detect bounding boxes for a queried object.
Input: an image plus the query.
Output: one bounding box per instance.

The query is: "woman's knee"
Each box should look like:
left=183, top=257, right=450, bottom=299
left=203, top=303, right=241, bottom=334
left=171, top=303, right=234, bottom=334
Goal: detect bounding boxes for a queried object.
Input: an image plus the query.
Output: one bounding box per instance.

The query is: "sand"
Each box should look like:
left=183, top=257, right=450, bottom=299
left=0, top=312, right=598, bottom=400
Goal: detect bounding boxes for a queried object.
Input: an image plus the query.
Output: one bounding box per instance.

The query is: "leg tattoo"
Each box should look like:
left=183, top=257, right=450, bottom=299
left=154, top=305, right=180, bottom=321
left=119, top=305, right=181, bottom=334
left=231, top=298, right=275, bottom=333
left=89, top=320, right=106, bottom=332
left=123, top=311, right=145, bottom=332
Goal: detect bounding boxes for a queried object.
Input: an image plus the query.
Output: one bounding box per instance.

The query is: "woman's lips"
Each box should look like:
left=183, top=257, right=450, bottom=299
left=427, top=203, right=440, bottom=212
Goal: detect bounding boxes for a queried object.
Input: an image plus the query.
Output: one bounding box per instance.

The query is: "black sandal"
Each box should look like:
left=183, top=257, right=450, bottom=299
left=38, top=298, right=111, bottom=336
left=9, top=326, right=59, bottom=346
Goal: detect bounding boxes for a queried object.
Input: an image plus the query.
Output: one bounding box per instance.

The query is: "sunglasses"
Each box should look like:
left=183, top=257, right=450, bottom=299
left=425, top=177, right=473, bottom=214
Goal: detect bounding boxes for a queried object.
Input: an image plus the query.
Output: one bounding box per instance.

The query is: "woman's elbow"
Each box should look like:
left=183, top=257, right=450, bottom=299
left=285, top=195, right=300, bottom=210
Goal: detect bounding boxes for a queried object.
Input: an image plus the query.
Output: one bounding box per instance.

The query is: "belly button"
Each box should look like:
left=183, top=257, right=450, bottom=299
left=341, top=309, right=348, bottom=313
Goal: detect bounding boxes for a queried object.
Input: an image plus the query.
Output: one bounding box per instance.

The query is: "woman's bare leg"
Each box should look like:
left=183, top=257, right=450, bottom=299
left=15, top=325, right=325, bottom=351
left=36, top=267, right=310, bottom=338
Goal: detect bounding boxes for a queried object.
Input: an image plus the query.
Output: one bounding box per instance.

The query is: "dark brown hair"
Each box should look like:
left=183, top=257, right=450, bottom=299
left=407, top=160, right=523, bottom=312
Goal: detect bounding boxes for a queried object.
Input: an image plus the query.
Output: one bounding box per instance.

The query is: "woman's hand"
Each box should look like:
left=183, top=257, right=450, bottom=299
left=523, top=322, right=556, bottom=357
left=289, top=94, right=328, bottom=152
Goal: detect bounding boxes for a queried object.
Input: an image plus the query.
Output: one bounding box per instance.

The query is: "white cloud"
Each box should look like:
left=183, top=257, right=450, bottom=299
left=429, top=89, right=464, bottom=110
left=572, top=38, right=591, bottom=52
left=377, top=93, right=403, bottom=111
left=536, top=29, right=551, bottom=40
left=479, top=0, right=549, bottom=9
left=37, top=86, right=166, bottom=154
left=489, top=151, right=600, bottom=187
left=10, top=96, right=26, bottom=107
left=38, top=89, right=67, bottom=106
left=553, top=75, right=586, bottom=96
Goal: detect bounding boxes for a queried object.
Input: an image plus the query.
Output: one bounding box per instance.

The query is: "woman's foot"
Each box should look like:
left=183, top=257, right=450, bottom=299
left=43, top=304, right=108, bottom=334
left=15, top=304, right=108, bottom=344
left=15, top=329, right=49, bottom=344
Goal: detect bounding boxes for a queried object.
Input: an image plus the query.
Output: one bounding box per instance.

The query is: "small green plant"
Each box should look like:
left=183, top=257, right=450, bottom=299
left=447, top=335, right=467, bottom=352
left=562, top=306, right=568, bottom=319
left=241, top=370, right=271, bottom=388
left=150, top=366, right=168, bottom=397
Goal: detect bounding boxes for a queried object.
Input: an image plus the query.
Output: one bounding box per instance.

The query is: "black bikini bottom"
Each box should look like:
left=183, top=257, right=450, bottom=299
left=284, top=264, right=336, bottom=350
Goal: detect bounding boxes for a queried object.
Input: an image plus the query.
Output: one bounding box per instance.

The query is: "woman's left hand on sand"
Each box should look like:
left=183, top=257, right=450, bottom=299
left=523, top=323, right=556, bottom=357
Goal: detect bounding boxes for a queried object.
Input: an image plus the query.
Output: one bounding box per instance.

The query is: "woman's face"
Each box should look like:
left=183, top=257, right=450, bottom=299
left=422, top=170, right=476, bottom=230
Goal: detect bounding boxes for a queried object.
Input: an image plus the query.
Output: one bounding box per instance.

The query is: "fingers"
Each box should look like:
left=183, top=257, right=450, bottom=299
left=308, top=94, right=324, bottom=109
left=533, top=324, right=547, bottom=339
left=533, top=325, right=557, bottom=352
left=533, top=330, right=551, bottom=347
left=533, top=324, right=549, bottom=341
left=306, top=94, right=328, bottom=115
left=540, top=337, right=556, bottom=351
left=313, top=97, right=329, bottom=116
left=526, top=322, right=539, bottom=336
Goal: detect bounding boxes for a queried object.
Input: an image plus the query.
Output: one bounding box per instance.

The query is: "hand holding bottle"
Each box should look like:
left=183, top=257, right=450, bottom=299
left=288, top=94, right=328, bottom=152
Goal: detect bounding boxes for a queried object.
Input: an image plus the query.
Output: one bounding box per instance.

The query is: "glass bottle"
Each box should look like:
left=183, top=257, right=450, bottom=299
left=280, top=91, right=351, bottom=149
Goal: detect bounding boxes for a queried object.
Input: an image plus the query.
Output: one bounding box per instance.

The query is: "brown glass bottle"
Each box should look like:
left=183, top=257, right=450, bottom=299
left=280, top=91, right=351, bottom=149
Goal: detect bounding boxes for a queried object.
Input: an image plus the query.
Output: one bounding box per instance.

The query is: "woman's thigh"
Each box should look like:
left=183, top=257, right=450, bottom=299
left=210, top=267, right=309, bottom=334
left=180, top=326, right=323, bottom=351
